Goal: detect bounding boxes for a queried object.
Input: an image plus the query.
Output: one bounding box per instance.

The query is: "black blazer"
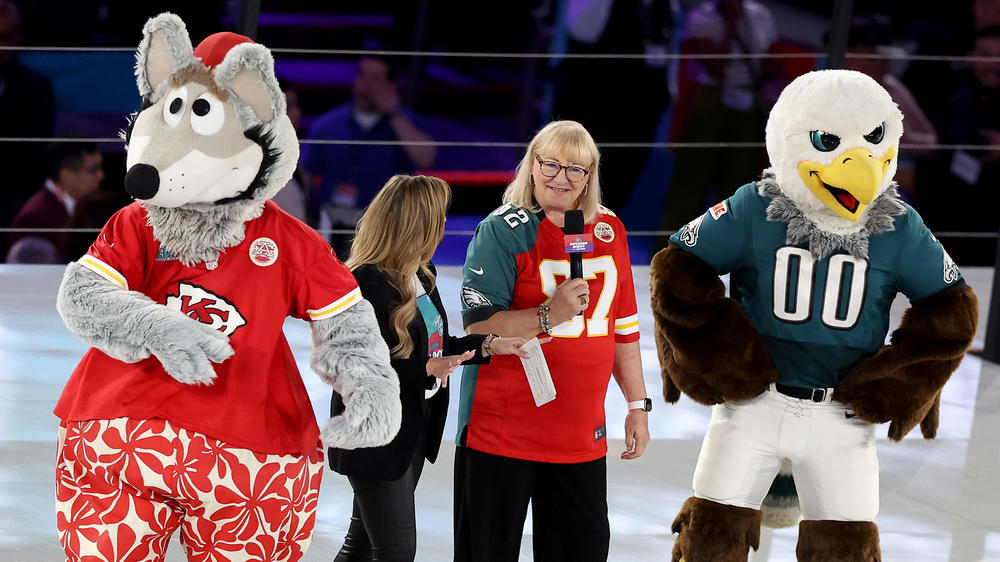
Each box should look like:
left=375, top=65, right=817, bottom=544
left=329, top=262, right=488, bottom=480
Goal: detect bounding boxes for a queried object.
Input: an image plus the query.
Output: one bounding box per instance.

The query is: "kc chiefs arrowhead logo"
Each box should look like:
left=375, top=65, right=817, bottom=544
left=165, top=282, right=247, bottom=336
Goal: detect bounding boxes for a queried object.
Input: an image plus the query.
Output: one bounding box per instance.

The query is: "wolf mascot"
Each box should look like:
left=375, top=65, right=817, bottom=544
left=651, top=69, right=978, bottom=561
left=53, top=14, right=401, bottom=561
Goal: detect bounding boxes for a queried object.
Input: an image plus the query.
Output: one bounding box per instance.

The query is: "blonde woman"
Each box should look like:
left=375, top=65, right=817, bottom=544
left=454, top=121, right=650, bottom=561
left=328, top=174, right=529, bottom=562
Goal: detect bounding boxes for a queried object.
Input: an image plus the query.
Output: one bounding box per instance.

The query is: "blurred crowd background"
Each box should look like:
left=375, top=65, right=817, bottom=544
left=2, top=0, right=998, bottom=267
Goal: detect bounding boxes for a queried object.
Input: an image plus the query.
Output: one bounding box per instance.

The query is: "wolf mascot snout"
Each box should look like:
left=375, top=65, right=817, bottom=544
left=53, top=13, right=400, bottom=561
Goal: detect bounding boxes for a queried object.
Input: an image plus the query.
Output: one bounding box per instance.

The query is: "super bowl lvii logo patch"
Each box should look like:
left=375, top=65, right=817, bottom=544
left=249, top=237, right=278, bottom=266
left=594, top=221, right=615, bottom=243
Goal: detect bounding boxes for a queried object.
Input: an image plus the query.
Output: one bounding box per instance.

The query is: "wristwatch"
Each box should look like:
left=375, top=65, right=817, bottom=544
left=627, top=398, right=653, bottom=412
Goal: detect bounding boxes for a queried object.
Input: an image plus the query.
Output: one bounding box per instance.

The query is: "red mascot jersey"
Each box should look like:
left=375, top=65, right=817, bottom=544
left=54, top=201, right=361, bottom=456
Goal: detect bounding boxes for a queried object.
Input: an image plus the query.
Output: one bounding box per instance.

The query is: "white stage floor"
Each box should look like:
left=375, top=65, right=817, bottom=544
left=1, top=264, right=998, bottom=561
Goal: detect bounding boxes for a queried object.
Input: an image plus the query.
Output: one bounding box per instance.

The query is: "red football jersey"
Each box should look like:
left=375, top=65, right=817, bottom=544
left=54, top=201, right=362, bottom=456
left=458, top=207, right=640, bottom=463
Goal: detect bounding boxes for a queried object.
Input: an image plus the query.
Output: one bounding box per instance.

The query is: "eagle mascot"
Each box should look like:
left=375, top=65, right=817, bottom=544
left=651, top=69, right=978, bottom=561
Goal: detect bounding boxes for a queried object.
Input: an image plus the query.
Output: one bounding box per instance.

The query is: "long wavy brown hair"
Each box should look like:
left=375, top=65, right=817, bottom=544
left=346, top=174, right=451, bottom=358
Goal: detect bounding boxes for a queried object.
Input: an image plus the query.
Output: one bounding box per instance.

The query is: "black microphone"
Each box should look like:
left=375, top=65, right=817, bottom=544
left=563, top=210, right=589, bottom=316
left=564, top=210, right=585, bottom=280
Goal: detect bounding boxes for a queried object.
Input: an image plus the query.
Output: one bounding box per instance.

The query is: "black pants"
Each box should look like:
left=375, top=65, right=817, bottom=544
left=334, top=440, right=426, bottom=562
left=453, top=446, right=610, bottom=562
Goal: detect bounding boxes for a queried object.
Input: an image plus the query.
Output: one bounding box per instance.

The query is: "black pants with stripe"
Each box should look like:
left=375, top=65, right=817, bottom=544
left=453, top=446, right=610, bottom=562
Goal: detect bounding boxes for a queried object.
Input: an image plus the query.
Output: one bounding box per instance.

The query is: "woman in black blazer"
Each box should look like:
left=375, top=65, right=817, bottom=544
left=330, top=175, right=529, bottom=562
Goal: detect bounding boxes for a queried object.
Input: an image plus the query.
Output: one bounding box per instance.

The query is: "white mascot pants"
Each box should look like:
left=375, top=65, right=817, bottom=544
left=692, top=383, right=879, bottom=522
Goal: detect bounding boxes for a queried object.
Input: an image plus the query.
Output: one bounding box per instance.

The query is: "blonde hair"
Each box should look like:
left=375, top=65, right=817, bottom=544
left=502, top=120, right=602, bottom=223
left=346, top=174, right=451, bottom=358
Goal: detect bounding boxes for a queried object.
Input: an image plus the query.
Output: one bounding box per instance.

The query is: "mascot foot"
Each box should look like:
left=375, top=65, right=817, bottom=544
left=796, top=520, right=880, bottom=561
left=671, top=497, right=761, bottom=562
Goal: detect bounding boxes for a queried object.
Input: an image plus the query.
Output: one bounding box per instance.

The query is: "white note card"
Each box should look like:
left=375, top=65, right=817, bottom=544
left=519, top=337, right=556, bottom=407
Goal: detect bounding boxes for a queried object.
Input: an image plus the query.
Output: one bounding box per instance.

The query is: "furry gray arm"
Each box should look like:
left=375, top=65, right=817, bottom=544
left=56, top=262, right=234, bottom=384
left=833, top=284, right=978, bottom=441
left=310, top=298, right=401, bottom=450
left=650, top=245, right=778, bottom=405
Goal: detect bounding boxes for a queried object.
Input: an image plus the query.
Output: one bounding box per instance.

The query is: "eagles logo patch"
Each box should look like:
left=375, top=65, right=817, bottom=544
left=462, top=286, right=493, bottom=309
left=942, top=249, right=959, bottom=283
left=678, top=215, right=705, bottom=247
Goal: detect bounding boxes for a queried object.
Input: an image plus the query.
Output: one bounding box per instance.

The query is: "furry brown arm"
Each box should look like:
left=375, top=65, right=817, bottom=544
left=833, top=284, right=978, bottom=441
left=650, top=246, right=778, bottom=406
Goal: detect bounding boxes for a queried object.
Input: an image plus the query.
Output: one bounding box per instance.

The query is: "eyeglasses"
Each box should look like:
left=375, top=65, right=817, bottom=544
left=534, top=155, right=590, bottom=183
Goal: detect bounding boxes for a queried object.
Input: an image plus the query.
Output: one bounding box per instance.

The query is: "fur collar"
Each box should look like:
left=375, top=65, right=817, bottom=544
left=758, top=169, right=906, bottom=260
left=144, top=199, right=265, bottom=266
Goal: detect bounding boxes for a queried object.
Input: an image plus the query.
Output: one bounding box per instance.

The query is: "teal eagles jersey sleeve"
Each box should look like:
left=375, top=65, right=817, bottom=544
left=894, top=204, right=963, bottom=300
left=461, top=204, right=540, bottom=328
left=668, top=183, right=760, bottom=274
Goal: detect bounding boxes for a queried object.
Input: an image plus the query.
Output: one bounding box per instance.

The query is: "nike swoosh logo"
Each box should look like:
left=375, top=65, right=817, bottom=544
left=469, top=267, right=484, bottom=275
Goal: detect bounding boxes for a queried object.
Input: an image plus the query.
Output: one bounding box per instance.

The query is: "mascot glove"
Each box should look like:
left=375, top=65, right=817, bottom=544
left=834, top=285, right=978, bottom=441
left=321, top=375, right=402, bottom=450
left=145, top=308, right=234, bottom=385
left=651, top=246, right=778, bottom=406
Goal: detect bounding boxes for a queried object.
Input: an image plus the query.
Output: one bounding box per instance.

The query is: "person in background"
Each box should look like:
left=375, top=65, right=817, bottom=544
left=7, top=141, right=103, bottom=263
left=64, top=188, right=131, bottom=263
left=921, top=26, right=1000, bottom=265
left=299, top=54, right=436, bottom=258
left=549, top=0, right=672, bottom=212
left=659, top=0, right=779, bottom=234
left=843, top=13, right=939, bottom=199
left=0, top=0, right=55, bottom=258
left=453, top=120, right=650, bottom=562
left=271, top=77, right=309, bottom=223
left=329, top=174, right=531, bottom=562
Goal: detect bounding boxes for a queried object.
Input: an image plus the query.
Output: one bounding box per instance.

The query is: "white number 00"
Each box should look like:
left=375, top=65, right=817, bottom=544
left=772, top=247, right=868, bottom=329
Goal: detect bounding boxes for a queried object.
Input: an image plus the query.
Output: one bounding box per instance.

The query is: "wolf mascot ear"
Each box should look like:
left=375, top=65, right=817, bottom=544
left=135, top=14, right=197, bottom=100
left=212, top=42, right=282, bottom=124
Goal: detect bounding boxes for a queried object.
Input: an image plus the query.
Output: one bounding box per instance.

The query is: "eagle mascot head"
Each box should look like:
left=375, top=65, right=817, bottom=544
left=762, top=69, right=906, bottom=257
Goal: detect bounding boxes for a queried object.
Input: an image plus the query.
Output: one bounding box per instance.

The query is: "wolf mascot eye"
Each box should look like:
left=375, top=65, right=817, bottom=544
left=162, top=86, right=187, bottom=127
left=190, top=93, right=225, bottom=135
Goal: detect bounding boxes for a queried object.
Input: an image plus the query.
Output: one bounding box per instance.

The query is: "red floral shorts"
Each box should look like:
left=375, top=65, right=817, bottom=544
left=55, top=417, right=324, bottom=562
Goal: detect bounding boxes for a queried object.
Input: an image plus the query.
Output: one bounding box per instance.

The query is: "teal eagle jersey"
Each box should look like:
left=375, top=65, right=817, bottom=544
left=457, top=204, right=640, bottom=462
left=669, top=183, right=963, bottom=388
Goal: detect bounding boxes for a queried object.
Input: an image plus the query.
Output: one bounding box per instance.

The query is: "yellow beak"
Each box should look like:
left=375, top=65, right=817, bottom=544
left=797, top=145, right=895, bottom=221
